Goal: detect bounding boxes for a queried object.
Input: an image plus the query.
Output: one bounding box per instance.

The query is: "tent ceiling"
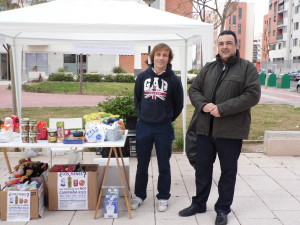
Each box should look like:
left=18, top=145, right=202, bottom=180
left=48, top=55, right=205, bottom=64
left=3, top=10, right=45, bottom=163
left=0, top=0, right=213, bottom=47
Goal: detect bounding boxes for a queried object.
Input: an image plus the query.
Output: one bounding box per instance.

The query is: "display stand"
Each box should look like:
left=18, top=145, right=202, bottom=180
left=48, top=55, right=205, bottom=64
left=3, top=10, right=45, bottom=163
left=94, top=146, right=132, bottom=219
left=0, top=131, right=128, bottom=178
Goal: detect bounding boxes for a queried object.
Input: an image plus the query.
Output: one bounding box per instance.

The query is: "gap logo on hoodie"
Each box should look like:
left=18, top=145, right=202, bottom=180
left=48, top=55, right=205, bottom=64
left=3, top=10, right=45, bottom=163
left=143, top=77, right=168, bottom=101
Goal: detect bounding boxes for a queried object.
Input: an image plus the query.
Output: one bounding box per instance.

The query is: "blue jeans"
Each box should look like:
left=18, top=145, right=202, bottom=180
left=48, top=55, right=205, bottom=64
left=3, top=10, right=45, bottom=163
left=192, top=134, right=242, bottom=214
left=134, top=120, right=174, bottom=200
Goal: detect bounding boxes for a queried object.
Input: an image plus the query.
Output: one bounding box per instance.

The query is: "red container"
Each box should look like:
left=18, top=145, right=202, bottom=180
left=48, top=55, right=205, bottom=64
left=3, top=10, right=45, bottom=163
left=37, top=121, right=48, bottom=140
left=10, top=115, right=20, bottom=133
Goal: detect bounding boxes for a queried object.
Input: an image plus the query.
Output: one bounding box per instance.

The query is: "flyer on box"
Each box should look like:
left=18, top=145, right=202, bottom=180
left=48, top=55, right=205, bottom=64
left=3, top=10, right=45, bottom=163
left=7, top=191, right=31, bottom=221
left=58, top=172, right=88, bottom=210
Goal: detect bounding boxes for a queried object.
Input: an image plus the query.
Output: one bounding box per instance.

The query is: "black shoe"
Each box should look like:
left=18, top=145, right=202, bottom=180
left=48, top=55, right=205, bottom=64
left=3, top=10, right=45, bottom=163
left=179, top=205, right=206, bottom=217
left=215, top=212, right=228, bottom=225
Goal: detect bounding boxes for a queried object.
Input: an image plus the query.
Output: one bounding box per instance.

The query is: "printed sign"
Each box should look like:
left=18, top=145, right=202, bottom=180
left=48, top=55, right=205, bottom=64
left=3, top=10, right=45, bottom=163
left=7, top=191, right=31, bottom=221
left=57, top=172, right=88, bottom=210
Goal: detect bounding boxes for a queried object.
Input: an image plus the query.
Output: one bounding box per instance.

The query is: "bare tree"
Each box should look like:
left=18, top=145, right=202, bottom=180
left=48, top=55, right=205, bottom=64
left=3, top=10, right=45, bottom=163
left=172, top=0, right=240, bottom=31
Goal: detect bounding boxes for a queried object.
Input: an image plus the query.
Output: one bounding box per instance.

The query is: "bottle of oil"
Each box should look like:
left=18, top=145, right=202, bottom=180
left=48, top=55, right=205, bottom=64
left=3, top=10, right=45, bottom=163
left=68, top=176, right=72, bottom=188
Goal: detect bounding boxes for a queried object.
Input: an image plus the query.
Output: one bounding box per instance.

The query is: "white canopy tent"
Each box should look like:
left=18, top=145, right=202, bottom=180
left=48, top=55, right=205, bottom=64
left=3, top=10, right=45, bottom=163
left=0, top=0, right=213, bottom=151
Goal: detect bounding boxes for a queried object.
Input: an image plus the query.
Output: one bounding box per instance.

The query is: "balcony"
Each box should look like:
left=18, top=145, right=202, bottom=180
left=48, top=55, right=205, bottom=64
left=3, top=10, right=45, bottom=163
left=278, top=4, right=284, bottom=12
left=277, top=34, right=283, bottom=40
left=277, top=19, right=284, bottom=27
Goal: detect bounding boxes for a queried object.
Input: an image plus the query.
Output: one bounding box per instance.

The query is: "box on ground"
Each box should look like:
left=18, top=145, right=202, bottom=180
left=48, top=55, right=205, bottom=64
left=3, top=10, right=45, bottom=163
left=0, top=177, right=44, bottom=221
left=104, top=189, right=119, bottom=219
left=92, top=158, right=129, bottom=196
left=48, top=164, right=100, bottom=210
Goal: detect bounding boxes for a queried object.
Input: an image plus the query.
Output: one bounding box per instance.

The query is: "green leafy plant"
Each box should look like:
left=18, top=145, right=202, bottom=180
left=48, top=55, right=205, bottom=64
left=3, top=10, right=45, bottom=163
left=97, top=96, right=137, bottom=120
left=48, top=73, right=74, bottom=81
left=113, top=66, right=127, bottom=74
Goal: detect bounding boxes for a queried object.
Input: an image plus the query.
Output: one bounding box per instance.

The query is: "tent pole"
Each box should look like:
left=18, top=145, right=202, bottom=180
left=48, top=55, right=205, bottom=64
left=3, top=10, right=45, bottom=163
left=182, top=41, right=188, bottom=155
left=11, top=38, right=22, bottom=119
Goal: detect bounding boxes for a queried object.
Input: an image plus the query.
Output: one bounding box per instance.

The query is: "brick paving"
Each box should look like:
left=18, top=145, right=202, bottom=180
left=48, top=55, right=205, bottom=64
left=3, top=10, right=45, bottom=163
left=1, top=83, right=300, bottom=109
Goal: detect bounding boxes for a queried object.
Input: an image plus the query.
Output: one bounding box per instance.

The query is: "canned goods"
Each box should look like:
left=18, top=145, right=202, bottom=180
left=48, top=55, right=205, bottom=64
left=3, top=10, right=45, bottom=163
left=29, top=132, right=37, bottom=143
left=29, top=120, right=37, bottom=132
left=48, top=129, right=57, bottom=143
left=21, top=132, right=29, bottom=143
left=21, top=118, right=29, bottom=133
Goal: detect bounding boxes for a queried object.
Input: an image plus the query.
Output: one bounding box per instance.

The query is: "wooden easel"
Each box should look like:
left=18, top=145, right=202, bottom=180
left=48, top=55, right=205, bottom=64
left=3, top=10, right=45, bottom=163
left=94, top=147, right=132, bottom=219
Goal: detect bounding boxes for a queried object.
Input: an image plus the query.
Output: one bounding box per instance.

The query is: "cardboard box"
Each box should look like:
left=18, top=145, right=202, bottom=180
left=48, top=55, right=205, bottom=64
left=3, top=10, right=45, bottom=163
left=92, top=158, right=130, bottom=196
left=0, top=177, right=44, bottom=221
left=48, top=164, right=100, bottom=210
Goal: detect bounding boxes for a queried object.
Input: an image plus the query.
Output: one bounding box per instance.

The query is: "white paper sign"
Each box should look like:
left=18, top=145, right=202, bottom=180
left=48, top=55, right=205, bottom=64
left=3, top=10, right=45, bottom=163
left=74, top=45, right=134, bottom=55
left=57, top=172, right=88, bottom=210
left=7, top=191, right=31, bottom=221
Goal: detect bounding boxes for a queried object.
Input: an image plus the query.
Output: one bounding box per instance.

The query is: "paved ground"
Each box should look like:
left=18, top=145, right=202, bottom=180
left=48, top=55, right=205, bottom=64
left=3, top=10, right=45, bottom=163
left=0, top=151, right=300, bottom=225
left=1, top=82, right=300, bottom=108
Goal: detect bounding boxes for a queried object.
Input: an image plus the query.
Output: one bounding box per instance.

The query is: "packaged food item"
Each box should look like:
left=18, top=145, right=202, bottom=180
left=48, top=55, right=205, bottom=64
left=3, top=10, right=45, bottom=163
left=21, top=118, right=29, bottom=133
left=48, top=128, right=57, bottom=143
left=29, top=120, right=37, bottom=132
left=10, top=115, right=20, bottom=133
left=29, top=132, right=37, bottom=143
left=21, top=132, right=29, bottom=143
left=37, top=121, right=48, bottom=140
left=56, top=121, right=64, bottom=143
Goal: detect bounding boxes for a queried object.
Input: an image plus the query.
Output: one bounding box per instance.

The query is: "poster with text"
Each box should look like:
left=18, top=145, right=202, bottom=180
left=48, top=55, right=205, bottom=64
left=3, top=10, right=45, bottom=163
left=58, top=172, right=88, bottom=210
left=7, top=191, right=31, bottom=221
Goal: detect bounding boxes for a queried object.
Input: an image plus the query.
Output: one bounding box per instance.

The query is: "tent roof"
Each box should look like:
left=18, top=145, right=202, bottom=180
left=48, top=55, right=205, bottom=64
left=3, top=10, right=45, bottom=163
left=0, top=0, right=213, bottom=47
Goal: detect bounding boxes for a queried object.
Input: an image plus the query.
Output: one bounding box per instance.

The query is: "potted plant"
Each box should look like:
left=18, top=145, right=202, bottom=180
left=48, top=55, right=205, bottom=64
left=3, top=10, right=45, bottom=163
left=97, top=95, right=137, bottom=129
left=97, top=96, right=138, bottom=157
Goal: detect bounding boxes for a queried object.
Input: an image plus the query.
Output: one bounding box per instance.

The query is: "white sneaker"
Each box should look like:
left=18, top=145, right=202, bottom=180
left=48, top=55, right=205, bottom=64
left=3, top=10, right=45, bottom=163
left=157, top=199, right=168, bottom=212
left=131, top=196, right=143, bottom=210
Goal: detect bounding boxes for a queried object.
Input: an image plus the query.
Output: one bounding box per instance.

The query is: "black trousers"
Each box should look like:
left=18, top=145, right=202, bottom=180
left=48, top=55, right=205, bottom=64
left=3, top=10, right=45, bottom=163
left=134, top=120, right=174, bottom=200
left=192, top=134, right=242, bottom=214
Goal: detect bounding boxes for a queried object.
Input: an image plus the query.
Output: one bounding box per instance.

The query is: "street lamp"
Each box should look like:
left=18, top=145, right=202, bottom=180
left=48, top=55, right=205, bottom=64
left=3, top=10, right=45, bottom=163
left=143, top=0, right=155, bottom=65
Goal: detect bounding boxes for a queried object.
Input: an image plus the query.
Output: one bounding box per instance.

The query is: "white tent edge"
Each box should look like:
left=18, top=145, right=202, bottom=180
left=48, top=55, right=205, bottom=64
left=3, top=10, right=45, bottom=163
left=0, top=0, right=214, bottom=153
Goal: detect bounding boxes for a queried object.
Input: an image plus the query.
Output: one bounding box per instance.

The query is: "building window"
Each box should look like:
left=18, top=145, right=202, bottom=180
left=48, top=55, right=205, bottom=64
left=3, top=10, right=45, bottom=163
left=233, top=16, right=236, bottom=25
left=293, top=38, right=298, bottom=46
left=283, top=41, right=286, bottom=48
left=238, top=8, right=242, bottom=19
left=283, top=26, right=287, bottom=33
left=238, top=24, right=242, bottom=34
left=294, top=22, right=299, bottom=30
left=278, top=43, right=282, bottom=49
left=269, top=44, right=276, bottom=50
left=237, top=39, right=241, bottom=50
left=273, top=30, right=276, bottom=36
left=296, top=5, right=299, bottom=14
left=26, top=53, right=48, bottom=73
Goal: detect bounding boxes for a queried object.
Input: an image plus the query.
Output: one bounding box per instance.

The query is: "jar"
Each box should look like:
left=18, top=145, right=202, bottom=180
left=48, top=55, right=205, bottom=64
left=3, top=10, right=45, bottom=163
left=48, top=128, right=57, bottom=143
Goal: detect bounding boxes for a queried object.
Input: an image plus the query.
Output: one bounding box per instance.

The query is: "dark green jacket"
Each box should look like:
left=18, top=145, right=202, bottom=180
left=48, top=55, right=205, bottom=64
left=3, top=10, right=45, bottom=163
left=189, top=51, right=261, bottom=139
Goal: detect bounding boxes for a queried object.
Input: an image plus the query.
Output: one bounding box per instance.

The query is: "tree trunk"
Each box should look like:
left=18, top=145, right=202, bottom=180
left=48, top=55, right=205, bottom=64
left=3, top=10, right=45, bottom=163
left=79, top=53, right=83, bottom=94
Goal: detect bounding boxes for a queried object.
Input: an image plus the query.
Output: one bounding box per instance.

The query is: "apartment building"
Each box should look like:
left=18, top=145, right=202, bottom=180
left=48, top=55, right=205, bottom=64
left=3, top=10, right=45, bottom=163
left=253, top=33, right=262, bottom=63
left=261, top=0, right=300, bottom=73
left=223, top=2, right=255, bottom=61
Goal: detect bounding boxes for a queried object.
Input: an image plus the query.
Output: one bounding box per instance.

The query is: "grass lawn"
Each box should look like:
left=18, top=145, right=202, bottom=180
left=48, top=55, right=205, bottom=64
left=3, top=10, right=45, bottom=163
left=1, top=104, right=300, bottom=151
left=2, top=82, right=300, bottom=151
left=22, top=82, right=135, bottom=96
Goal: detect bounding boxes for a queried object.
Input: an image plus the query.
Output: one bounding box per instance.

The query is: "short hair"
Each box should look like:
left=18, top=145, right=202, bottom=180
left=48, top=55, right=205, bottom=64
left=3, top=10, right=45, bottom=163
left=149, top=43, right=174, bottom=64
left=218, top=30, right=237, bottom=44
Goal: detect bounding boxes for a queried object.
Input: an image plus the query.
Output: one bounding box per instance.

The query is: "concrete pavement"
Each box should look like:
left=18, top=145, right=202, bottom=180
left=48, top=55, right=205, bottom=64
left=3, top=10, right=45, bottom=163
left=0, top=151, right=300, bottom=224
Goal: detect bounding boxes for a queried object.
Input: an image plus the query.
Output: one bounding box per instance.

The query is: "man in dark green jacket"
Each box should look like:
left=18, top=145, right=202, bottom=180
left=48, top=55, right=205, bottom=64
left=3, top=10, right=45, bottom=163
left=179, top=30, right=261, bottom=225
